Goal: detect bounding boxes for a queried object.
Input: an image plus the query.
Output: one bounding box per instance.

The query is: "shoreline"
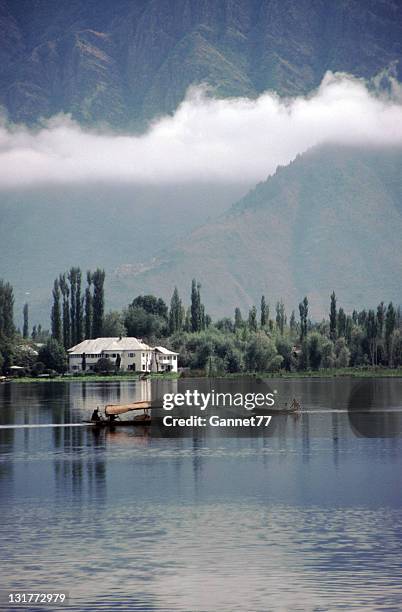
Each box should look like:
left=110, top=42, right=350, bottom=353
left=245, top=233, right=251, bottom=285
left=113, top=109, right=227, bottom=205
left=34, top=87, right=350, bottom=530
left=3, top=367, right=402, bottom=383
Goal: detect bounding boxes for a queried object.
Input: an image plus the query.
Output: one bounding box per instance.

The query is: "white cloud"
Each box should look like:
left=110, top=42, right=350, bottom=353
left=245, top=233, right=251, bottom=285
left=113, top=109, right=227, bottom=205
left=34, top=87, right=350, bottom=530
left=1, top=71, right=402, bottom=189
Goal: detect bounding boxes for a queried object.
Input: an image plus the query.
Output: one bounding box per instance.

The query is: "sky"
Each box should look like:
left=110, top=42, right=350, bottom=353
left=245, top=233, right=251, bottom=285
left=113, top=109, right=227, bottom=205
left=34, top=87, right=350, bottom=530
left=1, top=71, right=402, bottom=189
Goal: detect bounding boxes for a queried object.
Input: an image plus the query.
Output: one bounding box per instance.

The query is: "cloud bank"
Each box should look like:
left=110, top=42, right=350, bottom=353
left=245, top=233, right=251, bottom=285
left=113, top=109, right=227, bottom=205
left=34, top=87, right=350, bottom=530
left=1, top=71, right=402, bottom=189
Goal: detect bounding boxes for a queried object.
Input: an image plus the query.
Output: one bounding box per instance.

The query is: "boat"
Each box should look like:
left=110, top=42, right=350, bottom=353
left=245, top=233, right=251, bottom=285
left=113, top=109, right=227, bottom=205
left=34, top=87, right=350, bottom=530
left=252, top=398, right=301, bottom=415
left=85, top=400, right=154, bottom=427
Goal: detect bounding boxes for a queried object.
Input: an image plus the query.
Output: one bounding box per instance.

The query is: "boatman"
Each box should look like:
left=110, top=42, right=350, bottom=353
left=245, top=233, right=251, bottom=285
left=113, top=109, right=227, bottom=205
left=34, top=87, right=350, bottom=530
left=91, top=407, right=102, bottom=422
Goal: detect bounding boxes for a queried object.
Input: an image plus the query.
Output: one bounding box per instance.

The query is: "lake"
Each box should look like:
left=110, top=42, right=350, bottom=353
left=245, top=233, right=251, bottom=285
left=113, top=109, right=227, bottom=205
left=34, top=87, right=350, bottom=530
left=1, top=377, right=402, bottom=611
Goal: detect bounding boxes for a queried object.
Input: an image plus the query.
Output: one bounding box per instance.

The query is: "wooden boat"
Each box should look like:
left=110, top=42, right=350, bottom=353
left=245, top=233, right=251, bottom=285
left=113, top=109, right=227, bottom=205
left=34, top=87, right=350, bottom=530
left=252, top=399, right=301, bottom=415
left=85, top=400, right=153, bottom=427
left=84, top=415, right=152, bottom=427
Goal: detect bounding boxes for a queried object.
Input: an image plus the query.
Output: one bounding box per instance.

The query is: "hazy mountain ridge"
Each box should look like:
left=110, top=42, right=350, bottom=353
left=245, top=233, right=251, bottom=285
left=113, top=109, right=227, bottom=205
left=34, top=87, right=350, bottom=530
left=114, top=145, right=402, bottom=318
left=1, top=0, right=402, bottom=128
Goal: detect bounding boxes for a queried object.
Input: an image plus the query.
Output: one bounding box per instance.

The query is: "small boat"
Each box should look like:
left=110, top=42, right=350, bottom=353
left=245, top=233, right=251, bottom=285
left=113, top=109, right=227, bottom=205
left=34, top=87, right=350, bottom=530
left=85, top=400, right=153, bottom=427
left=252, top=398, right=301, bottom=415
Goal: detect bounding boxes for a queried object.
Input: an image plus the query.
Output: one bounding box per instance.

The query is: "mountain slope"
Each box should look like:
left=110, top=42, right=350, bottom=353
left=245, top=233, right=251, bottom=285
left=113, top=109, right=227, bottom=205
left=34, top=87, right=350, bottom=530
left=1, top=0, right=402, bottom=128
left=114, top=146, right=402, bottom=318
left=0, top=183, right=246, bottom=326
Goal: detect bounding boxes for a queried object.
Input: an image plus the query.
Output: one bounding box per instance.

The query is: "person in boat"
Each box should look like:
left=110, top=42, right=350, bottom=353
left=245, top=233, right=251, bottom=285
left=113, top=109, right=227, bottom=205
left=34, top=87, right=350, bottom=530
left=108, top=413, right=118, bottom=424
left=290, top=398, right=301, bottom=411
left=91, top=407, right=102, bottom=422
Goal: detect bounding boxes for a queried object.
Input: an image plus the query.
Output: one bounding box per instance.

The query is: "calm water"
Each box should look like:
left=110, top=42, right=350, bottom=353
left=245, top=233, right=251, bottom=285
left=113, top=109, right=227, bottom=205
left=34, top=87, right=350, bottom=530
left=1, top=377, right=402, bottom=611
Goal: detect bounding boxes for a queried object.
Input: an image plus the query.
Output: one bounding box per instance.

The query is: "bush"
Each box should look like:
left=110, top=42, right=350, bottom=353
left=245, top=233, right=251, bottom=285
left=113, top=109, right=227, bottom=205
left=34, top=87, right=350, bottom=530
left=94, top=357, right=114, bottom=373
left=32, top=361, right=46, bottom=377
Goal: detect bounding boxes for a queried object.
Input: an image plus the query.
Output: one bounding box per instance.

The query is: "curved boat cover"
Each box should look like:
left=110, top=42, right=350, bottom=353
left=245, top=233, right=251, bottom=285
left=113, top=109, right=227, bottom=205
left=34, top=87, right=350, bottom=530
left=105, top=401, right=152, bottom=416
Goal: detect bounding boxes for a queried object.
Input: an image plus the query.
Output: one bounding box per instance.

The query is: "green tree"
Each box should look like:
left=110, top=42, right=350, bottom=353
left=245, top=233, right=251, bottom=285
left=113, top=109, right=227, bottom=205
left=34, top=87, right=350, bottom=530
left=385, top=302, right=396, bottom=365
left=275, top=337, right=294, bottom=371
left=169, top=287, right=183, bottom=334
left=68, top=267, right=77, bottom=345
left=75, top=268, right=83, bottom=344
left=289, top=310, right=296, bottom=333
left=329, top=291, right=337, bottom=340
left=365, top=309, right=378, bottom=366
left=245, top=332, right=282, bottom=372
left=191, top=279, right=203, bottom=333
left=299, top=297, right=308, bottom=341
left=248, top=306, right=258, bottom=332
left=223, top=345, right=243, bottom=373
left=124, top=306, right=166, bottom=339
left=68, top=267, right=83, bottom=345
left=94, top=357, right=114, bottom=373
left=376, top=302, right=385, bottom=338
left=132, top=295, right=168, bottom=319
left=234, top=307, right=243, bottom=330
left=335, top=337, right=351, bottom=368
left=51, top=279, right=62, bottom=344
left=59, top=274, right=70, bottom=349
left=275, top=300, right=286, bottom=335
left=92, top=268, right=105, bottom=338
left=23, top=303, right=29, bottom=339
left=84, top=271, right=93, bottom=339
left=0, top=279, right=14, bottom=339
left=102, top=311, right=126, bottom=337
left=38, top=339, right=67, bottom=373
left=215, top=318, right=234, bottom=333
left=307, top=332, right=323, bottom=370
left=260, top=295, right=268, bottom=328
left=337, top=307, right=346, bottom=337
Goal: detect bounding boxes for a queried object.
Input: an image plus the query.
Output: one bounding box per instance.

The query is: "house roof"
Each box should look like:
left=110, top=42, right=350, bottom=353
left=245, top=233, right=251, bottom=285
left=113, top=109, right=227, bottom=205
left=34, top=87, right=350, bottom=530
left=154, top=346, right=179, bottom=355
left=68, top=337, right=152, bottom=354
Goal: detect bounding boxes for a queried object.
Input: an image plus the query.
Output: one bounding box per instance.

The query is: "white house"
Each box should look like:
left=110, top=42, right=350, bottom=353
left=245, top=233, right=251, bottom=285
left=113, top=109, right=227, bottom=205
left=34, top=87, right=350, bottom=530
left=154, top=346, right=179, bottom=372
left=68, top=337, right=178, bottom=373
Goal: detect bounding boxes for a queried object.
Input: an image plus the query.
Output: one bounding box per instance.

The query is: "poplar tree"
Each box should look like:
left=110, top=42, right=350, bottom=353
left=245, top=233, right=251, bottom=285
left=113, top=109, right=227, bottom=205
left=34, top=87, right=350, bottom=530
left=68, top=267, right=77, bottom=345
left=23, top=303, right=29, bottom=339
left=59, top=274, right=70, bottom=349
left=337, top=307, right=346, bottom=337
left=234, top=307, right=243, bottom=330
left=92, top=269, right=105, bottom=338
left=376, top=302, right=385, bottom=338
left=75, top=267, right=83, bottom=344
left=169, top=287, right=183, bottom=334
left=366, top=309, right=377, bottom=366
left=329, top=292, right=337, bottom=340
left=289, top=310, right=296, bottom=332
left=248, top=306, right=257, bottom=332
left=191, top=279, right=204, bottom=332
left=385, top=302, right=396, bottom=365
left=299, top=296, right=308, bottom=341
left=0, top=279, right=14, bottom=339
left=84, top=271, right=93, bottom=339
left=51, top=279, right=62, bottom=344
left=275, top=300, right=286, bottom=335
left=260, top=295, right=268, bottom=328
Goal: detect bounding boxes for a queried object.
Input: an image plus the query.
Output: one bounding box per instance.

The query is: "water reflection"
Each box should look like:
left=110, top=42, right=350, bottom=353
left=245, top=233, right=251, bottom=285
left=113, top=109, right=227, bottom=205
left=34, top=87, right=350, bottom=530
left=348, top=379, right=402, bottom=437
left=1, top=377, right=402, bottom=611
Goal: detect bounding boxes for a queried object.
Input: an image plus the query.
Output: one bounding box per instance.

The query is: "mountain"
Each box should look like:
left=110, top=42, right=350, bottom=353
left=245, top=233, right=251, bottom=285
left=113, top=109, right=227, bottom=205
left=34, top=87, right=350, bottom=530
left=113, top=145, right=402, bottom=319
left=0, top=182, right=246, bottom=327
left=1, top=0, right=402, bottom=128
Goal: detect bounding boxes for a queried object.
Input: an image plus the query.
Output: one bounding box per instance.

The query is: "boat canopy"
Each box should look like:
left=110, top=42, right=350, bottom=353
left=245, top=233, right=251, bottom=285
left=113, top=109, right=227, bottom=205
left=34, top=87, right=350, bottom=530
left=105, top=401, right=152, bottom=416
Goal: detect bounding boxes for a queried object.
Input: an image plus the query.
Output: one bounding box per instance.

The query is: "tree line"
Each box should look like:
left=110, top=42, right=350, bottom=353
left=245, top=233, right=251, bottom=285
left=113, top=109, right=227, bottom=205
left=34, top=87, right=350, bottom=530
left=51, top=268, right=105, bottom=349
left=0, top=270, right=401, bottom=376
